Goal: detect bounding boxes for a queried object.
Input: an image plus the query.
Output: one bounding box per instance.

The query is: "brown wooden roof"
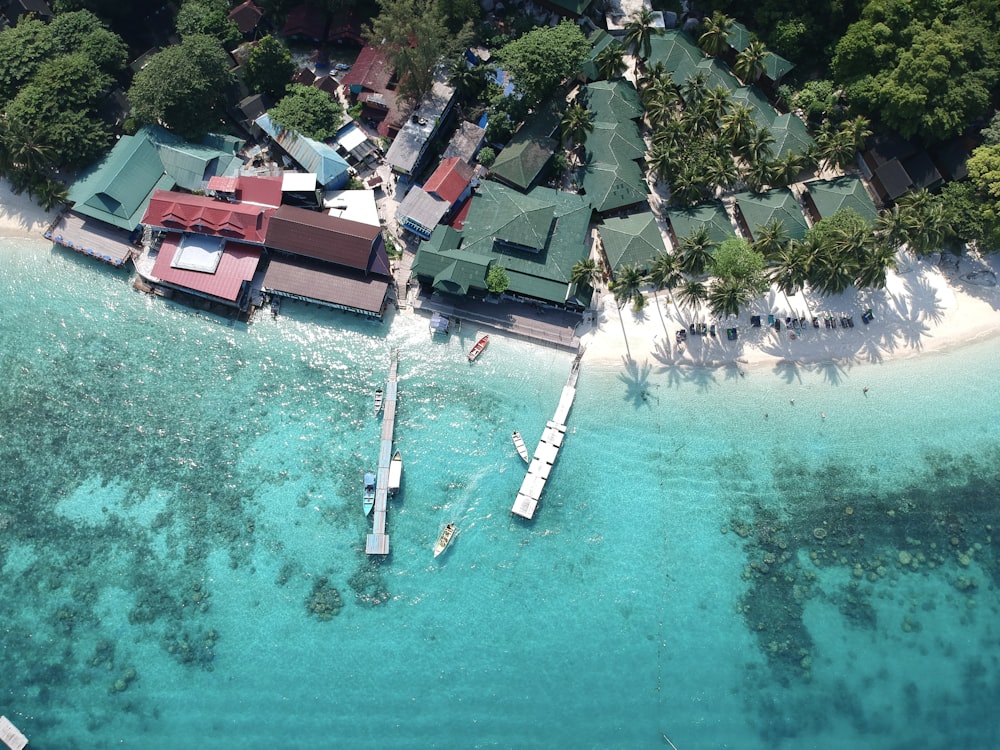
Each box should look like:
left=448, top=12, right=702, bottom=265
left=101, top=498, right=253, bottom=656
left=265, top=204, right=383, bottom=271
left=263, top=256, right=389, bottom=316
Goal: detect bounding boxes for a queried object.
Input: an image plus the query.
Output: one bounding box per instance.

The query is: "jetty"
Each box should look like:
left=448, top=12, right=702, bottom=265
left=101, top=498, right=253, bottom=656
left=512, top=348, right=583, bottom=519
left=0, top=716, right=27, bottom=750
left=366, top=350, right=399, bottom=555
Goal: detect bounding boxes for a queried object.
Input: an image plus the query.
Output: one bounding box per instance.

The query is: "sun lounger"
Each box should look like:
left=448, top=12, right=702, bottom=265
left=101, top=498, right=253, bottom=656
left=812, top=317, right=820, bottom=328
left=727, top=328, right=737, bottom=341
left=751, top=315, right=761, bottom=327
left=861, top=308, right=874, bottom=324
left=710, top=324, right=717, bottom=337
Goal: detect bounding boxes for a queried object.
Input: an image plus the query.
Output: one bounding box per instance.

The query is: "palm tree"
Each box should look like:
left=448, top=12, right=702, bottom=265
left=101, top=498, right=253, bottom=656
left=704, top=154, right=739, bottom=194
left=709, top=276, right=752, bottom=319
left=734, top=40, right=770, bottom=84
left=901, top=194, right=950, bottom=256
left=560, top=104, right=594, bottom=154
left=678, top=227, right=715, bottom=276
left=644, top=87, right=679, bottom=129
left=595, top=42, right=626, bottom=81
left=739, top=126, right=775, bottom=166
left=36, top=177, right=69, bottom=212
left=742, top=158, right=773, bottom=194
left=676, top=279, right=708, bottom=318
left=854, top=241, right=897, bottom=290
left=680, top=72, right=708, bottom=108
left=841, top=115, right=873, bottom=152
left=768, top=150, right=809, bottom=188
left=623, top=8, right=660, bottom=61
left=448, top=59, right=489, bottom=103
left=813, top=252, right=859, bottom=296
left=571, top=257, right=603, bottom=303
left=703, top=86, right=732, bottom=123
left=670, top=168, right=707, bottom=207
left=1, top=117, right=56, bottom=174
left=699, top=11, right=733, bottom=57
left=646, top=143, right=675, bottom=184
left=874, top=205, right=907, bottom=253
left=610, top=263, right=645, bottom=360
left=816, top=126, right=857, bottom=172
left=647, top=252, right=683, bottom=336
left=720, top=104, right=756, bottom=152
left=752, top=218, right=789, bottom=262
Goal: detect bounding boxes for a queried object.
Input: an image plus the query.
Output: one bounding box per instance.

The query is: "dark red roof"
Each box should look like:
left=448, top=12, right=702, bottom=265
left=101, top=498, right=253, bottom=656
left=341, top=46, right=394, bottom=94
left=423, top=157, right=474, bottom=206
left=263, top=256, right=389, bottom=315
left=152, top=235, right=262, bottom=302
left=282, top=3, right=326, bottom=39
left=228, top=0, right=263, bottom=34
left=293, top=67, right=316, bottom=86
left=450, top=198, right=472, bottom=229
left=327, top=12, right=364, bottom=44
left=141, top=191, right=275, bottom=244
left=235, top=175, right=283, bottom=207
left=265, top=205, right=386, bottom=272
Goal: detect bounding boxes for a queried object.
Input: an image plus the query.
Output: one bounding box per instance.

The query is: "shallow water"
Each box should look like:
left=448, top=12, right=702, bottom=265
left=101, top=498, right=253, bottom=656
left=1, top=239, right=998, bottom=748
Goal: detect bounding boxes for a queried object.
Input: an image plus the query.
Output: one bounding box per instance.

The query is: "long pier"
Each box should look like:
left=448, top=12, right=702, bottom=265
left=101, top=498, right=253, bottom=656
left=512, top=348, right=583, bottom=519
left=366, top=350, right=399, bottom=555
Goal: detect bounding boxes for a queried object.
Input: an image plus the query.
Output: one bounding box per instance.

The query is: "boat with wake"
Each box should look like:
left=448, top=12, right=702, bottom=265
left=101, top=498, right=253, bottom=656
left=433, top=522, right=456, bottom=557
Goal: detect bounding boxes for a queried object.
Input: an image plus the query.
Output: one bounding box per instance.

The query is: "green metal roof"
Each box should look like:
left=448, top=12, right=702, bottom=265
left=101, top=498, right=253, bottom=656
left=763, top=52, right=794, bottom=83
left=490, top=107, right=561, bottom=192
left=581, top=29, right=617, bottom=82
left=728, top=21, right=752, bottom=52
left=67, top=131, right=174, bottom=231
left=734, top=188, right=809, bottom=241
left=580, top=158, right=648, bottom=214
left=599, top=210, right=666, bottom=271
left=413, top=182, right=592, bottom=304
left=667, top=201, right=734, bottom=245
left=647, top=30, right=702, bottom=82
left=581, top=80, right=643, bottom=124
left=146, top=126, right=243, bottom=192
left=694, top=58, right=740, bottom=93
left=805, top=176, right=877, bottom=224
left=585, top=121, right=645, bottom=164
left=770, top=113, right=815, bottom=158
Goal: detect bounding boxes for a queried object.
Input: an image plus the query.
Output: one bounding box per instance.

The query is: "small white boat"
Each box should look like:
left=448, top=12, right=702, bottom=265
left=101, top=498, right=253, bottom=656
left=388, top=450, right=402, bottom=494
left=512, top=430, right=529, bottom=463
left=468, top=335, right=489, bottom=362
left=363, top=472, right=376, bottom=516
left=373, top=387, right=383, bottom=416
left=433, top=522, right=456, bottom=557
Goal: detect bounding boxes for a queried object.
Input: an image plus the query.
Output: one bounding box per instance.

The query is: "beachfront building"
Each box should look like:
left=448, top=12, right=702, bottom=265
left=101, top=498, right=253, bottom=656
left=383, top=72, right=457, bottom=179
left=262, top=205, right=392, bottom=320
left=56, top=125, right=243, bottom=266
left=577, top=80, right=648, bottom=215
left=802, top=175, right=878, bottom=225
left=411, top=181, right=592, bottom=309
left=254, top=114, right=350, bottom=191
left=666, top=201, right=737, bottom=246
left=732, top=188, right=809, bottom=242
left=598, top=210, right=668, bottom=273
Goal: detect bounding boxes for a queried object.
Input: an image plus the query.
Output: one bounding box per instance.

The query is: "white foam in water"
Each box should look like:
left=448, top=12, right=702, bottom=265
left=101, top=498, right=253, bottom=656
left=2, top=238, right=999, bottom=747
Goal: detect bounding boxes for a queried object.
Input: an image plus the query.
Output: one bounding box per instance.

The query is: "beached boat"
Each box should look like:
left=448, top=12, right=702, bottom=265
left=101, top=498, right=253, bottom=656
left=433, top=522, right=456, bottom=557
left=388, top=450, right=402, bottom=494
left=512, top=430, right=529, bottom=463
left=373, top=387, right=383, bottom=416
left=468, top=335, right=489, bottom=362
left=363, top=472, right=376, bottom=516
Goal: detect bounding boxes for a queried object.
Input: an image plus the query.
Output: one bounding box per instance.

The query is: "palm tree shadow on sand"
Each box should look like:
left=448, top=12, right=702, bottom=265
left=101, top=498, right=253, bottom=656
left=617, top=355, right=658, bottom=407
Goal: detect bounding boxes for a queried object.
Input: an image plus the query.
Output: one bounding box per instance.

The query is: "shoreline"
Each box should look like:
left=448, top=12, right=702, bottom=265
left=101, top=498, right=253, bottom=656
left=3, top=176, right=998, bottom=373
left=0, top=177, right=59, bottom=239
left=578, top=250, right=1000, bottom=371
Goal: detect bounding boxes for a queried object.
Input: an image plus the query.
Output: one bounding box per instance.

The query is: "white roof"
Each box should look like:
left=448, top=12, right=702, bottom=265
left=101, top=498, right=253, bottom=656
left=282, top=172, right=318, bottom=192
left=337, top=124, right=368, bottom=152
left=323, top=189, right=381, bottom=227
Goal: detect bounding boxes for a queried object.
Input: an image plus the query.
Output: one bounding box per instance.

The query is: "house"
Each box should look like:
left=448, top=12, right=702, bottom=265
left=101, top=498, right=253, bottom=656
left=442, top=121, right=486, bottom=164
left=489, top=106, right=561, bottom=192
left=860, top=132, right=943, bottom=205
left=599, top=210, right=668, bottom=273
left=727, top=21, right=795, bottom=84
left=396, top=158, right=475, bottom=239
left=0, top=0, right=52, bottom=27
left=228, top=0, right=263, bottom=37
left=255, top=113, right=350, bottom=190
left=666, top=201, right=736, bottom=246
left=384, top=73, right=457, bottom=178
left=802, top=175, right=878, bottom=225
left=281, top=3, right=326, bottom=42
left=341, top=46, right=407, bottom=138
left=580, top=29, right=618, bottom=83
left=262, top=205, right=392, bottom=319
left=410, top=181, right=593, bottom=309
left=732, top=188, right=809, bottom=241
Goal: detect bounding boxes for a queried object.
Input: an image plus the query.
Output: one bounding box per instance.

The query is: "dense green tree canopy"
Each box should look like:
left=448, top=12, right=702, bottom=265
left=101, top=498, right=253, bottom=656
left=268, top=84, right=345, bottom=141
left=494, top=22, right=589, bottom=108
left=176, top=0, right=242, bottom=49
left=127, top=35, right=234, bottom=139
left=244, top=35, right=295, bottom=100
left=710, top=237, right=767, bottom=292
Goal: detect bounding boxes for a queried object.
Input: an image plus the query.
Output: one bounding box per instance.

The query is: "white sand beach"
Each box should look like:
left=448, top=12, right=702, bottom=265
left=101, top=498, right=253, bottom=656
left=580, top=250, right=1000, bottom=370
left=0, top=177, right=59, bottom=239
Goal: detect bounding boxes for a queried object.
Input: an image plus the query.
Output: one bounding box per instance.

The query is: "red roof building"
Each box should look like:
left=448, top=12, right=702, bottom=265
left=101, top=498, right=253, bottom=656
left=228, top=0, right=263, bottom=35
left=423, top=157, right=474, bottom=206
left=341, top=46, right=409, bottom=137
left=265, top=205, right=390, bottom=274
left=151, top=234, right=262, bottom=304
left=141, top=191, right=276, bottom=244
left=281, top=3, right=326, bottom=40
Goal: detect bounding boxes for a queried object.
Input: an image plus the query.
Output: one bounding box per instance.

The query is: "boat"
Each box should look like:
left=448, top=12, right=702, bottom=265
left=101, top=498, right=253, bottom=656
left=433, top=522, right=456, bottom=557
left=270, top=295, right=281, bottom=318
left=467, top=335, right=489, bottom=362
left=387, top=450, right=402, bottom=494
left=373, top=387, right=383, bottom=416
left=512, top=431, right=529, bottom=463
left=363, top=472, right=376, bottom=516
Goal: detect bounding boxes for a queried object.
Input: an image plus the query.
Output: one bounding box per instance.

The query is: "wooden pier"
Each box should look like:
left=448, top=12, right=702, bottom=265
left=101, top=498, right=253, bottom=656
left=512, top=348, right=583, bottom=519
left=0, top=716, right=28, bottom=750
left=366, top=350, right=399, bottom=555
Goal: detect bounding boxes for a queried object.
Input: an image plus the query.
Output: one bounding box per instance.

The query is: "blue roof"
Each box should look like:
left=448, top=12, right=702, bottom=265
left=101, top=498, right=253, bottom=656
left=256, top=113, right=349, bottom=190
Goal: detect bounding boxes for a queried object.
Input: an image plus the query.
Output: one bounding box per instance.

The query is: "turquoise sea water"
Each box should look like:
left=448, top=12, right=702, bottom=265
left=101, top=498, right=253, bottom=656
left=1, top=238, right=999, bottom=748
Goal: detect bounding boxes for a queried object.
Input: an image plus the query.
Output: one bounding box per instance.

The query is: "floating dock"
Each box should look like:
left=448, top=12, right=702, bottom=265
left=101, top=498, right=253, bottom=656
left=0, top=716, right=27, bottom=750
left=366, top=350, right=399, bottom=555
left=512, top=348, right=583, bottom=519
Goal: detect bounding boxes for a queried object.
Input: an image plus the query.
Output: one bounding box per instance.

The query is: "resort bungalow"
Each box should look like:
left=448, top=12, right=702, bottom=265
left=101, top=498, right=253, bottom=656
left=262, top=205, right=392, bottom=320
left=599, top=210, right=668, bottom=274
left=666, top=200, right=736, bottom=246
left=802, top=175, right=878, bottom=225
left=341, top=45, right=406, bottom=138
left=411, top=180, right=593, bottom=309
left=489, top=106, right=561, bottom=192
left=732, top=188, right=809, bottom=242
